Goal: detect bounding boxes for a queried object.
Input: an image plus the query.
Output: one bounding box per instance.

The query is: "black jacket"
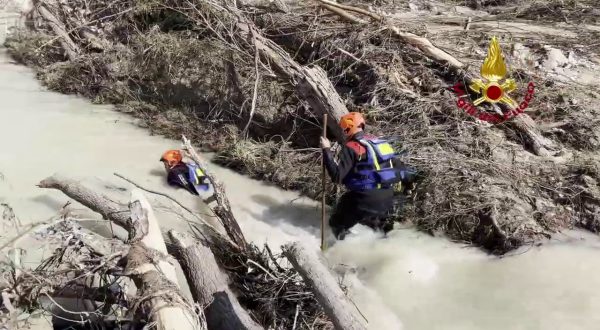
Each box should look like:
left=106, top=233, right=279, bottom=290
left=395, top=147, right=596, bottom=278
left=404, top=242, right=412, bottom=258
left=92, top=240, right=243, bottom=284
left=166, top=163, right=200, bottom=195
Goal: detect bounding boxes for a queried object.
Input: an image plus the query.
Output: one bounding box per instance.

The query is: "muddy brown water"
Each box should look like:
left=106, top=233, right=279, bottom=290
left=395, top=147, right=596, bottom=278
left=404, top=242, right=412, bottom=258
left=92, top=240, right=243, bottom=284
left=2, top=11, right=600, bottom=330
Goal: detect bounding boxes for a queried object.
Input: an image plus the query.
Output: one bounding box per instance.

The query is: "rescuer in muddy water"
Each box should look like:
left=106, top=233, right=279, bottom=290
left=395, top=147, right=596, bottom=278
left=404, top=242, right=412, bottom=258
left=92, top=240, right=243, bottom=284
left=320, top=112, right=416, bottom=240
left=160, top=149, right=211, bottom=195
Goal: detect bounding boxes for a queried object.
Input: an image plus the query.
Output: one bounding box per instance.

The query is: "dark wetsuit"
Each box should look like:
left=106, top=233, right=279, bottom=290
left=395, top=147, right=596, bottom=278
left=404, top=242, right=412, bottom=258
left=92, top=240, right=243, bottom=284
left=167, top=163, right=200, bottom=195
left=323, top=132, right=395, bottom=239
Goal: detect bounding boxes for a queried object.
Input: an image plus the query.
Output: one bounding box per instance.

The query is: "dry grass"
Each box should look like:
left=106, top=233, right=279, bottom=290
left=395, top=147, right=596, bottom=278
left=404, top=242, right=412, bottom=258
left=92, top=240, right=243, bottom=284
left=208, top=238, right=334, bottom=329
left=514, top=0, right=599, bottom=24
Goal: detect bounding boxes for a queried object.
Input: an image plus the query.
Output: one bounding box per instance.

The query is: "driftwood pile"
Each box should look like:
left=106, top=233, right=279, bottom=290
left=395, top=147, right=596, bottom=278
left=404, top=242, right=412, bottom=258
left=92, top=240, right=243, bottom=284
left=0, top=137, right=367, bottom=329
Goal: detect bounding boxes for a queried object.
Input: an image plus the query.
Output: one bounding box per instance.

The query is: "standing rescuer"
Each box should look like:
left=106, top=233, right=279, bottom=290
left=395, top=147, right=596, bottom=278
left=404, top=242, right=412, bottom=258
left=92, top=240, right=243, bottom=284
left=320, top=112, right=415, bottom=240
left=160, top=149, right=210, bottom=195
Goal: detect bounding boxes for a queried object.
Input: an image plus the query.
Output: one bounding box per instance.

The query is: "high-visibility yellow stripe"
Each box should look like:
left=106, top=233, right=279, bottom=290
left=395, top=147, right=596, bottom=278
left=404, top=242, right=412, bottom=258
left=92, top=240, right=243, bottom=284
left=360, top=140, right=381, bottom=170
left=360, top=139, right=381, bottom=189
left=194, top=168, right=205, bottom=185
left=376, top=143, right=395, bottom=156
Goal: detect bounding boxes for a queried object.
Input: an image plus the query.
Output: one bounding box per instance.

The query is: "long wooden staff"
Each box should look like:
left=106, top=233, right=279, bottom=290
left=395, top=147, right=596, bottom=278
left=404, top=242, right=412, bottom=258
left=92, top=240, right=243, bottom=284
left=321, top=114, right=328, bottom=251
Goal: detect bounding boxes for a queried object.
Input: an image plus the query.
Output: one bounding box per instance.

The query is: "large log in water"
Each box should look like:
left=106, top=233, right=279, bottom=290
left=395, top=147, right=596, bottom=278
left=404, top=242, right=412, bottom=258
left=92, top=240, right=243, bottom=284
left=283, top=241, right=367, bottom=330
left=38, top=175, right=131, bottom=233
left=33, top=176, right=220, bottom=328
left=169, top=230, right=263, bottom=330
left=122, top=190, right=205, bottom=330
left=37, top=174, right=237, bottom=250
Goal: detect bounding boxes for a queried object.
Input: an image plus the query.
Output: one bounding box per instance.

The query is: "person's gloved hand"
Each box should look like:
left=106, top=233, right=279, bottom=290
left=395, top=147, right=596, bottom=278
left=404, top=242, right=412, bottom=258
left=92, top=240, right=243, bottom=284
left=320, top=136, right=331, bottom=149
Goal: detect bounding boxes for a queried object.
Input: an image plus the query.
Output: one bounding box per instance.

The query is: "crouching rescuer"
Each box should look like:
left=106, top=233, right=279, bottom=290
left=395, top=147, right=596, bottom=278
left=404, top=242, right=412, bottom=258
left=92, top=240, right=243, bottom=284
left=160, top=149, right=211, bottom=195
left=320, top=112, right=416, bottom=240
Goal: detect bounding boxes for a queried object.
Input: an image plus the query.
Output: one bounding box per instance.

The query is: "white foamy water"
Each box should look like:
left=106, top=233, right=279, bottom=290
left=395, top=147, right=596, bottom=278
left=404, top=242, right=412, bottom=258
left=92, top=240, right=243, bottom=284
left=2, top=12, right=600, bottom=330
left=327, top=226, right=600, bottom=330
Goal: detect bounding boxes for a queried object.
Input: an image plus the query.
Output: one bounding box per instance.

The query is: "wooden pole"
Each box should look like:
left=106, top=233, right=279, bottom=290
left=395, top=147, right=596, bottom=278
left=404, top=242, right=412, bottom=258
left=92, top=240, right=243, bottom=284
left=321, top=114, right=328, bottom=251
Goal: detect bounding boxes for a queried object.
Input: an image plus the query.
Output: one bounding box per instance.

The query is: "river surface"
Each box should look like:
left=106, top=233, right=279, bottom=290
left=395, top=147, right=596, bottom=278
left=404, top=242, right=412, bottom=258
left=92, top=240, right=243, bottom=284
left=2, top=12, right=600, bottom=330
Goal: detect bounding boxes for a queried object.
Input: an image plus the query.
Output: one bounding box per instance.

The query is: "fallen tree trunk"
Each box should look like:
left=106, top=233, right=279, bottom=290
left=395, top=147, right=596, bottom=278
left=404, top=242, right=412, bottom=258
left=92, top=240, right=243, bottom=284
left=38, top=174, right=238, bottom=251
left=2, top=194, right=205, bottom=329
left=244, top=26, right=348, bottom=140
left=505, top=114, right=555, bottom=157
left=188, top=1, right=348, bottom=141
left=316, top=0, right=555, bottom=156
left=122, top=189, right=206, bottom=330
left=36, top=3, right=79, bottom=60
left=38, top=175, right=131, bottom=236
left=316, top=0, right=464, bottom=69
left=283, top=241, right=367, bottom=330
left=169, top=230, right=263, bottom=330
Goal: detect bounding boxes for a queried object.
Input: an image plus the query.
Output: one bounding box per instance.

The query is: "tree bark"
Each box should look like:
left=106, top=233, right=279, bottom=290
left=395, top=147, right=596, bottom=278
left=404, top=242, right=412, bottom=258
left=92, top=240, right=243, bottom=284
left=195, top=4, right=349, bottom=141
left=37, top=174, right=238, bottom=251
left=169, top=230, right=263, bottom=330
left=505, top=114, right=555, bottom=157
left=38, top=175, right=131, bottom=235
left=36, top=3, right=79, bottom=61
left=122, top=190, right=206, bottom=330
left=247, top=29, right=348, bottom=141
left=283, top=241, right=367, bottom=330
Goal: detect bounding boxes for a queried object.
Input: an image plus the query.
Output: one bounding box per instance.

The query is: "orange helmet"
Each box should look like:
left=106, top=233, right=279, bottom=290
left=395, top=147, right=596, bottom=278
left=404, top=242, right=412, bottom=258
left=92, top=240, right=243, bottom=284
left=160, top=149, right=183, bottom=168
left=339, top=112, right=366, bottom=137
